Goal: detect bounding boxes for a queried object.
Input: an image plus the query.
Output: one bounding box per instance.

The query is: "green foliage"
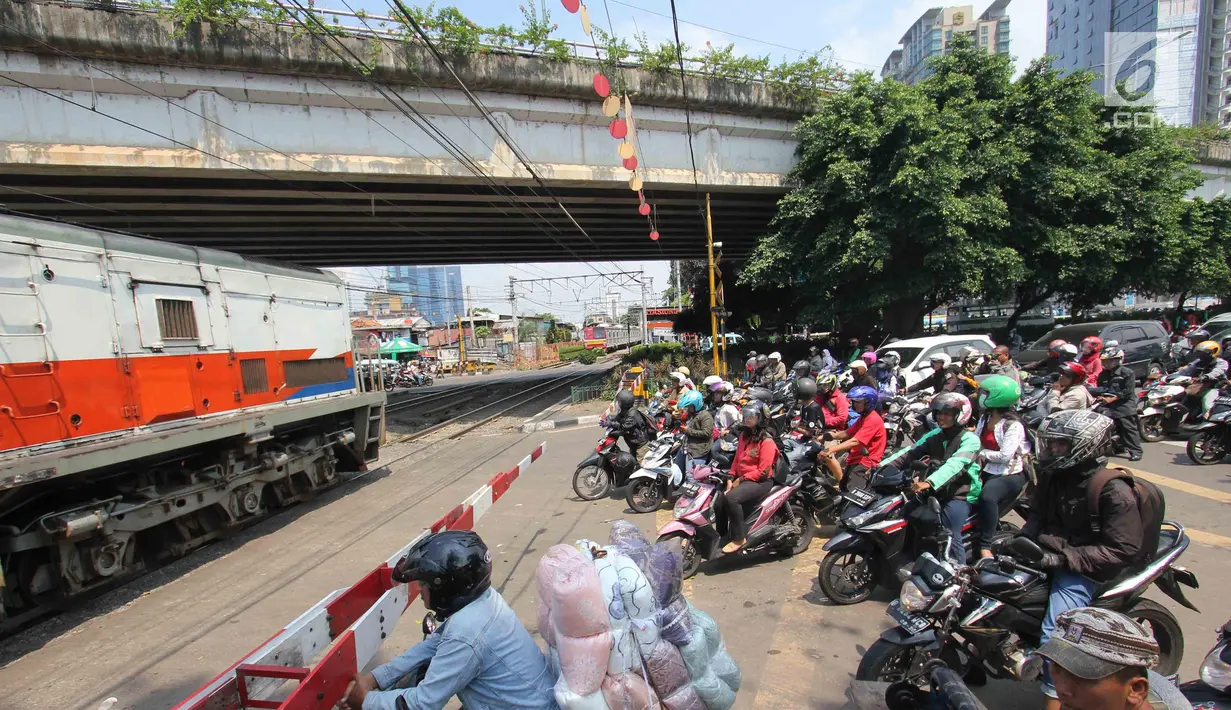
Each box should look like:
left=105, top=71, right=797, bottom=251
left=621, top=342, right=683, bottom=364
left=545, top=326, right=573, bottom=344
left=474, top=325, right=492, bottom=338
left=158, top=0, right=295, bottom=37
left=577, top=348, right=600, bottom=365
left=633, top=31, right=687, bottom=73
left=740, top=34, right=1215, bottom=336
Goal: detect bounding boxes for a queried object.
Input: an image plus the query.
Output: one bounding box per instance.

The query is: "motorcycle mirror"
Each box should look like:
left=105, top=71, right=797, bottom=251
left=928, top=496, right=941, bottom=514
left=1009, top=536, right=1045, bottom=563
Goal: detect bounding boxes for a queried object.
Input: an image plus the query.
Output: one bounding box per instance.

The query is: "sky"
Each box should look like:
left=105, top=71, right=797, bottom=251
left=330, top=0, right=1049, bottom=322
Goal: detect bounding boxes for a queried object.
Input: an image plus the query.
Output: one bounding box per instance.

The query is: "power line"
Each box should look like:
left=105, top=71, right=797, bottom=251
left=667, top=0, right=707, bottom=231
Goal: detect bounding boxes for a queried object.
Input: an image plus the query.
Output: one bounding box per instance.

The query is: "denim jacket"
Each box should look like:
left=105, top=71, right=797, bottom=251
left=362, top=588, right=558, bottom=710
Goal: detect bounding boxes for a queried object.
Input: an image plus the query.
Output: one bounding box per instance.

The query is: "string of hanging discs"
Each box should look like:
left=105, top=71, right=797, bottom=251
left=561, top=0, right=660, bottom=242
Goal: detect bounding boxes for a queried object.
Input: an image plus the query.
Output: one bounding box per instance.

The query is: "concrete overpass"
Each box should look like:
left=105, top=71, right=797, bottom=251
left=0, top=2, right=810, bottom=265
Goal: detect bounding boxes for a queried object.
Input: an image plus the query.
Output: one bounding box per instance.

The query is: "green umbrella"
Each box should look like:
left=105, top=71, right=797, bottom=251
left=378, top=337, right=423, bottom=355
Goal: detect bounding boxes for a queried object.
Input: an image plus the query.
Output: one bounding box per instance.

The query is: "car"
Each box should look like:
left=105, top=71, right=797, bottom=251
left=1016, top=320, right=1171, bottom=379
left=1202, top=312, right=1231, bottom=332
left=878, top=334, right=995, bottom=388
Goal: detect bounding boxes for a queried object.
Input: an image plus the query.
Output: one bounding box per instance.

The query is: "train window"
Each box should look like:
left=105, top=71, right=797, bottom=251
left=284, top=357, right=347, bottom=388
left=241, top=359, right=270, bottom=394
left=156, top=299, right=199, bottom=340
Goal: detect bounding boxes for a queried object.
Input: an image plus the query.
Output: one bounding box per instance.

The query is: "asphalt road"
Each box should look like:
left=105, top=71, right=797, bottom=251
left=0, top=425, right=1226, bottom=710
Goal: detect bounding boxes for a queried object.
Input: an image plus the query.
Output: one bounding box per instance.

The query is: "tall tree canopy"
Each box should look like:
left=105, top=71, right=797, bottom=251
left=740, top=34, right=1218, bottom=336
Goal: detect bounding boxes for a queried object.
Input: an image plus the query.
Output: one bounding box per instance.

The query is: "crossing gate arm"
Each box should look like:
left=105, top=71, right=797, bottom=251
left=172, top=442, right=547, bottom=710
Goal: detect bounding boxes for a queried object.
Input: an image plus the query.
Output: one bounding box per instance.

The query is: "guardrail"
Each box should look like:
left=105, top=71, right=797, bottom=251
left=172, top=441, right=546, bottom=710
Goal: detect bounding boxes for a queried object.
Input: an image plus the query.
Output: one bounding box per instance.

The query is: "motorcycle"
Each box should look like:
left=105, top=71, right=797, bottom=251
left=655, top=460, right=817, bottom=579
left=882, top=392, right=931, bottom=451
left=625, top=428, right=686, bottom=513
left=1187, top=385, right=1231, bottom=465
left=1140, top=374, right=1197, bottom=442
left=817, top=465, right=1022, bottom=606
left=855, top=531, right=1198, bottom=689
left=781, top=434, right=846, bottom=525
left=1181, top=616, right=1231, bottom=709
left=571, top=427, right=638, bottom=501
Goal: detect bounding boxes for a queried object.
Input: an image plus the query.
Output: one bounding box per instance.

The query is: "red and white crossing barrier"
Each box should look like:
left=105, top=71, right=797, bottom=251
left=173, top=442, right=547, bottom=710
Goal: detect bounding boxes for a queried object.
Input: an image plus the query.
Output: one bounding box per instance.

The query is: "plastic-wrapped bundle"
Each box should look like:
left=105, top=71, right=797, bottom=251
left=660, top=682, right=706, bottom=710
left=557, top=631, right=614, bottom=695
left=608, top=520, right=649, bottom=552
left=555, top=672, right=611, bottom=710
left=689, top=670, right=735, bottom=710
left=685, top=601, right=741, bottom=694
left=641, top=639, right=690, bottom=696
left=551, top=554, right=610, bottom=639
left=538, top=544, right=592, bottom=603
left=657, top=597, right=692, bottom=646
left=601, top=671, right=658, bottom=710
left=536, top=599, right=557, bottom=647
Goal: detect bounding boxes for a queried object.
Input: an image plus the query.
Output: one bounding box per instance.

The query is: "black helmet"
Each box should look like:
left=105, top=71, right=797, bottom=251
left=741, top=401, right=768, bottom=430
left=795, top=377, right=817, bottom=400
left=614, top=389, right=634, bottom=411
left=392, top=531, right=492, bottom=618
left=756, top=354, right=768, bottom=368
left=791, top=360, right=811, bottom=378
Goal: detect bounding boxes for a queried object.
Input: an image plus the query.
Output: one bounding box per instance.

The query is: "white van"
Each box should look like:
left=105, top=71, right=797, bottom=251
left=877, top=334, right=995, bottom=388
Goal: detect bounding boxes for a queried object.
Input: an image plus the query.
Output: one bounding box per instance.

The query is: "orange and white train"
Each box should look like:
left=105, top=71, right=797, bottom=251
left=0, top=215, right=385, bottom=628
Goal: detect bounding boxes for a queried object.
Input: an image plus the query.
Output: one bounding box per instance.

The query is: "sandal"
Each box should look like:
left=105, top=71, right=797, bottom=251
left=722, top=540, right=746, bottom=554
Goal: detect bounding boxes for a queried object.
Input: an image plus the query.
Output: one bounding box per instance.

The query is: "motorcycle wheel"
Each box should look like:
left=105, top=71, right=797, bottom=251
left=1140, top=414, right=1165, bottom=443
left=818, top=549, right=879, bottom=605
left=1127, top=598, right=1184, bottom=676
left=855, top=638, right=932, bottom=684
left=658, top=532, right=702, bottom=579
left=626, top=479, right=663, bottom=513
left=783, top=503, right=816, bottom=555
left=1186, top=430, right=1227, bottom=465
left=572, top=465, right=610, bottom=501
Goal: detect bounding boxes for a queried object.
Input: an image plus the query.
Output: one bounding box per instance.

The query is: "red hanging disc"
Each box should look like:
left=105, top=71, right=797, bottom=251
left=593, top=73, right=610, bottom=98
left=638, top=202, right=651, bottom=216
left=649, top=230, right=660, bottom=241
left=561, top=0, right=581, bottom=13
left=609, top=119, right=628, bottom=139
left=623, top=156, right=638, bottom=171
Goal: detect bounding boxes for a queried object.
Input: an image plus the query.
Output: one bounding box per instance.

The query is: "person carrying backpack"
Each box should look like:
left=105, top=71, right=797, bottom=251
left=1016, top=409, right=1165, bottom=710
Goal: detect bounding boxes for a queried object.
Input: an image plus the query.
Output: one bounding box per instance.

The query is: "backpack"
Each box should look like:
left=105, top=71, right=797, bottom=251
left=1086, top=467, right=1166, bottom=563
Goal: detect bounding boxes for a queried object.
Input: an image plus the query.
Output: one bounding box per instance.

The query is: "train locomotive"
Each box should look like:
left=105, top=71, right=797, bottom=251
left=0, top=215, right=385, bottom=628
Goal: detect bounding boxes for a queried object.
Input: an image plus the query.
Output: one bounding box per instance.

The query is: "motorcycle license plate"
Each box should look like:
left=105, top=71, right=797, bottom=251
left=887, top=600, right=931, bottom=636
left=843, top=488, right=877, bottom=507
left=679, top=481, right=700, bottom=497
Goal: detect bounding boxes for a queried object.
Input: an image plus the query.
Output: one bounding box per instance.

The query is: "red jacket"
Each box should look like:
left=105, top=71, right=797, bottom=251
left=1078, top=354, right=1103, bottom=386
left=816, top=390, right=849, bottom=430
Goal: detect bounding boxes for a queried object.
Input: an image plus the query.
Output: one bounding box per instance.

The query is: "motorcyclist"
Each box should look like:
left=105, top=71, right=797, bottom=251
left=815, top=373, right=850, bottom=431
left=1078, top=336, right=1104, bottom=386
left=973, top=375, right=1030, bottom=559
left=1025, top=339, right=1071, bottom=375
left=848, top=359, right=877, bottom=389
left=1093, top=346, right=1143, bottom=462
left=607, top=389, right=655, bottom=461
left=880, top=392, right=983, bottom=565
left=752, top=354, right=769, bottom=383
left=819, top=385, right=886, bottom=491
left=708, top=380, right=741, bottom=436
left=1046, top=362, right=1095, bottom=413
left=757, top=351, right=788, bottom=386
left=339, top=531, right=558, bottom=710
left=792, top=377, right=823, bottom=437
left=954, top=346, right=984, bottom=397
left=1015, top=409, right=1146, bottom=710
left=906, top=353, right=958, bottom=394
left=677, top=389, right=713, bottom=474
left=789, top=359, right=812, bottom=381
left=674, top=365, right=695, bottom=389
left=847, top=337, right=862, bottom=364
left=722, top=401, right=778, bottom=553
left=745, top=351, right=758, bottom=379
left=875, top=350, right=901, bottom=397
left=1177, top=340, right=1228, bottom=419
left=979, top=344, right=1020, bottom=384
left=810, top=345, right=838, bottom=375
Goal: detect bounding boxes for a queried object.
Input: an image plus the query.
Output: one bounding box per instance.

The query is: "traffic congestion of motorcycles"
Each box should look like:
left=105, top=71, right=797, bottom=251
left=568, top=324, right=1231, bottom=709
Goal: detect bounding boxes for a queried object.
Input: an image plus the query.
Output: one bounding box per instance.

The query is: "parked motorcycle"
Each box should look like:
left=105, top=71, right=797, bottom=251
left=572, top=428, right=638, bottom=501
left=855, top=531, right=1198, bottom=688
left=656, top=462, right=816, bottom=579
left=817, top=465, right=1022, bottom=605
left=1181, top=616, right=1231, bottom=709
left=625, top=429, right=686, bottom=513
left=1187, top=385, right=1231, bottom=465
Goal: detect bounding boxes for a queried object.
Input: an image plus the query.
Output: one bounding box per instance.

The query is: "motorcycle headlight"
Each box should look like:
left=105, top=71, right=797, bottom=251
left=1150, top=393, right=1171, bottom=404
left=1200, top=641, right=1231, bottom=693
left=900, top=579, right=934, bottom=612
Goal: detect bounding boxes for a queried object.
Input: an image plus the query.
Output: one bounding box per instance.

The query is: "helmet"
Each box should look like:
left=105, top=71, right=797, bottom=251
left=748, top=350, right=758, bottom=358
left=930, top=392, right=973, bottom=427
left=392, top=531, right=492, bottom=618
left=978, top=374, right=1021, bottom=409
left=928, top=352, right=952, bottom=368
left=1036, top=409, right=1114, bottom=473
left=1080, top=335, right=1103, bottom=355
left=795, top=377, right=817, bottom=400
left=677, top=366, right=691, bottom=377
left=882, top=350, right=901, bottom=369
left=860, top=351, right=878, bottom=365
left=1101, top=345, right=1125, bottom=361
left=1103, top=339, right=1119, bottom=350
left=741, top=401, right=768, bottom=430
left=1185, top=327, right=1211, bottom=343
left=756, top=354, right=769, bottom=368
left=848, top=385, right=879, bottom=409
left=1057, top=361, right=1088, bottom=383
left=1061, top=343, right=1079, bottom=359
left=702, top=374, right=723, bottom=388
left=809, top=345, right=820, bottom=355
left=669, top=372, right=687, bottom=386
left=959, top=346, right=981, bottom=362
left=614, top=389, right=635, bottom=410
left=791, top=360, right=811, bottom=378
left=679, top=389, right=704, bottom=413
left=1048, top=339, right=1068, bottom=355
left=817, top=373, right=838, bottom=392
left=769, top=351, right=782, bottom=362
left=849, top=359, right=868, bottom=372
left=1195, top=340, right=1222, bottom=358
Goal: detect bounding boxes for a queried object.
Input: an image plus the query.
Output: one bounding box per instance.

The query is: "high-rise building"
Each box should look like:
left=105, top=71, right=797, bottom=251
left=1046, top=0, right=1228, bottom=126
left=881, top=1, right=1012, bottom=84
left=386, top=265, right=464, bottom=326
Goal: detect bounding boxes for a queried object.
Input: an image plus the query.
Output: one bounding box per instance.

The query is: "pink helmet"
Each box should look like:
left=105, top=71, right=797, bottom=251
left=860, top=351, right=878, bottom=365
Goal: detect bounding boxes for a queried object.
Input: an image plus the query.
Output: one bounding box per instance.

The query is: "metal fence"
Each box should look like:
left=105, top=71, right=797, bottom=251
left=570, top=384, right=604, bottom=404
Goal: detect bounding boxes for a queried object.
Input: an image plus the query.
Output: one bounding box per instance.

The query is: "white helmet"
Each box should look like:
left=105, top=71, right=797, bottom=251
left=849, top=360, right=867, bottom=371
left=929, top=353, right=951, bottom=367
left=670, top=372, right=687, bottom=385
left=701, top=374, right=723, bottom=388
left=769, top=352, right=782, bottom=362
left=882, top=350, right=901, bottom=368
left=1062, top=343, right=1079, bottom=358
left=677, top=366, right=691, bottom=377
left=959, top=346, right=981, bottom=362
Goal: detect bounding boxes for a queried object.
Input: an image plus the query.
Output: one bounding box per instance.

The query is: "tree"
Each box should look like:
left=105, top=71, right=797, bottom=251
left=662, top=260, right=705, bottom=307
left=545, top=326, right=573, bottom=344
left=618, top=307, right=642, bottom=327
left=474, top=325, right=492, bottom=339
left=518, top=319, right=541, bottom=343
left=1165, top=197, right=1231, bottom=306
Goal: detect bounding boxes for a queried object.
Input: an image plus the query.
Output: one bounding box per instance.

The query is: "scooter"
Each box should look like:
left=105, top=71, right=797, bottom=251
left=1181, top=616, right=1231, bottom=709
left=572, top=427, right=638, bottom=501
left=1187, top=385, right=1231, bottom=465
left=624, top=429, right=685, bottom=513
left=656, top=460, right=816, bottom=579
left=1140, top=374, right=1197, bottom=441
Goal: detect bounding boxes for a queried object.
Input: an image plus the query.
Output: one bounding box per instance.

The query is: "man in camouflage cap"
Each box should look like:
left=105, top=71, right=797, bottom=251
left=1027, top=606, right=1191, bottom=710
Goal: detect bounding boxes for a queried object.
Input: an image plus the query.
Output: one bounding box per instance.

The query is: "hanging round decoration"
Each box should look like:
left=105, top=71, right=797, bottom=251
left=618, top=141, right=635, bottom=159
left=602, top=95, right=621, bottom=117
left=609, top=119, right=628, bottom=139
left=593, top=72, right=611, bottom=98
left=628, top=173, right=643, bottom=191
left=561, top=0, right=580, bottom=13
left=579, top=3, right=592, bottom=36
left=638, top=202, right=651, bottom=216
left=623, top=156, right=639, bottom=171
left=649, top=230, right=660, bottom=241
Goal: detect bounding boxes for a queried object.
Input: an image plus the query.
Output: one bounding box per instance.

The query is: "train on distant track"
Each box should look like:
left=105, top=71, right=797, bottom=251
left=0, top=215, right=385, bottom=629
left=582, top=322, right=642, bottom=350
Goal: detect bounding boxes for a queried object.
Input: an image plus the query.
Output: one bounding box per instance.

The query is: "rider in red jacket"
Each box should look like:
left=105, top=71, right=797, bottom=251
left=1078, top=336, right=1103, bottom=386
left=814, top=373, right=850, bottom=430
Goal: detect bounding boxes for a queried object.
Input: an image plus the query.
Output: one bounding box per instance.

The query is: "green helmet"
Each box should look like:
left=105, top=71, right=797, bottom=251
left=979, top=374, right=1021, bottom=409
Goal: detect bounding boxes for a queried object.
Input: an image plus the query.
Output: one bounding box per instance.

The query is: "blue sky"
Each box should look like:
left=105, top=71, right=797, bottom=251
left=332, top=0, right=1049, bottom=320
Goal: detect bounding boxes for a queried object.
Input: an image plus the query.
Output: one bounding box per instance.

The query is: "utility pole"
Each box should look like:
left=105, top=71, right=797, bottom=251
left=674, top=260, right=682, bottom=308
left=466, top=285, right=476, bottom=348
left=705, top=193, right=726, bottom=377
left=456, top=314, right=467, bottom=369
left=640, top=275, right=648, bottom=345
left=508, top=277, right=519, bottom=365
